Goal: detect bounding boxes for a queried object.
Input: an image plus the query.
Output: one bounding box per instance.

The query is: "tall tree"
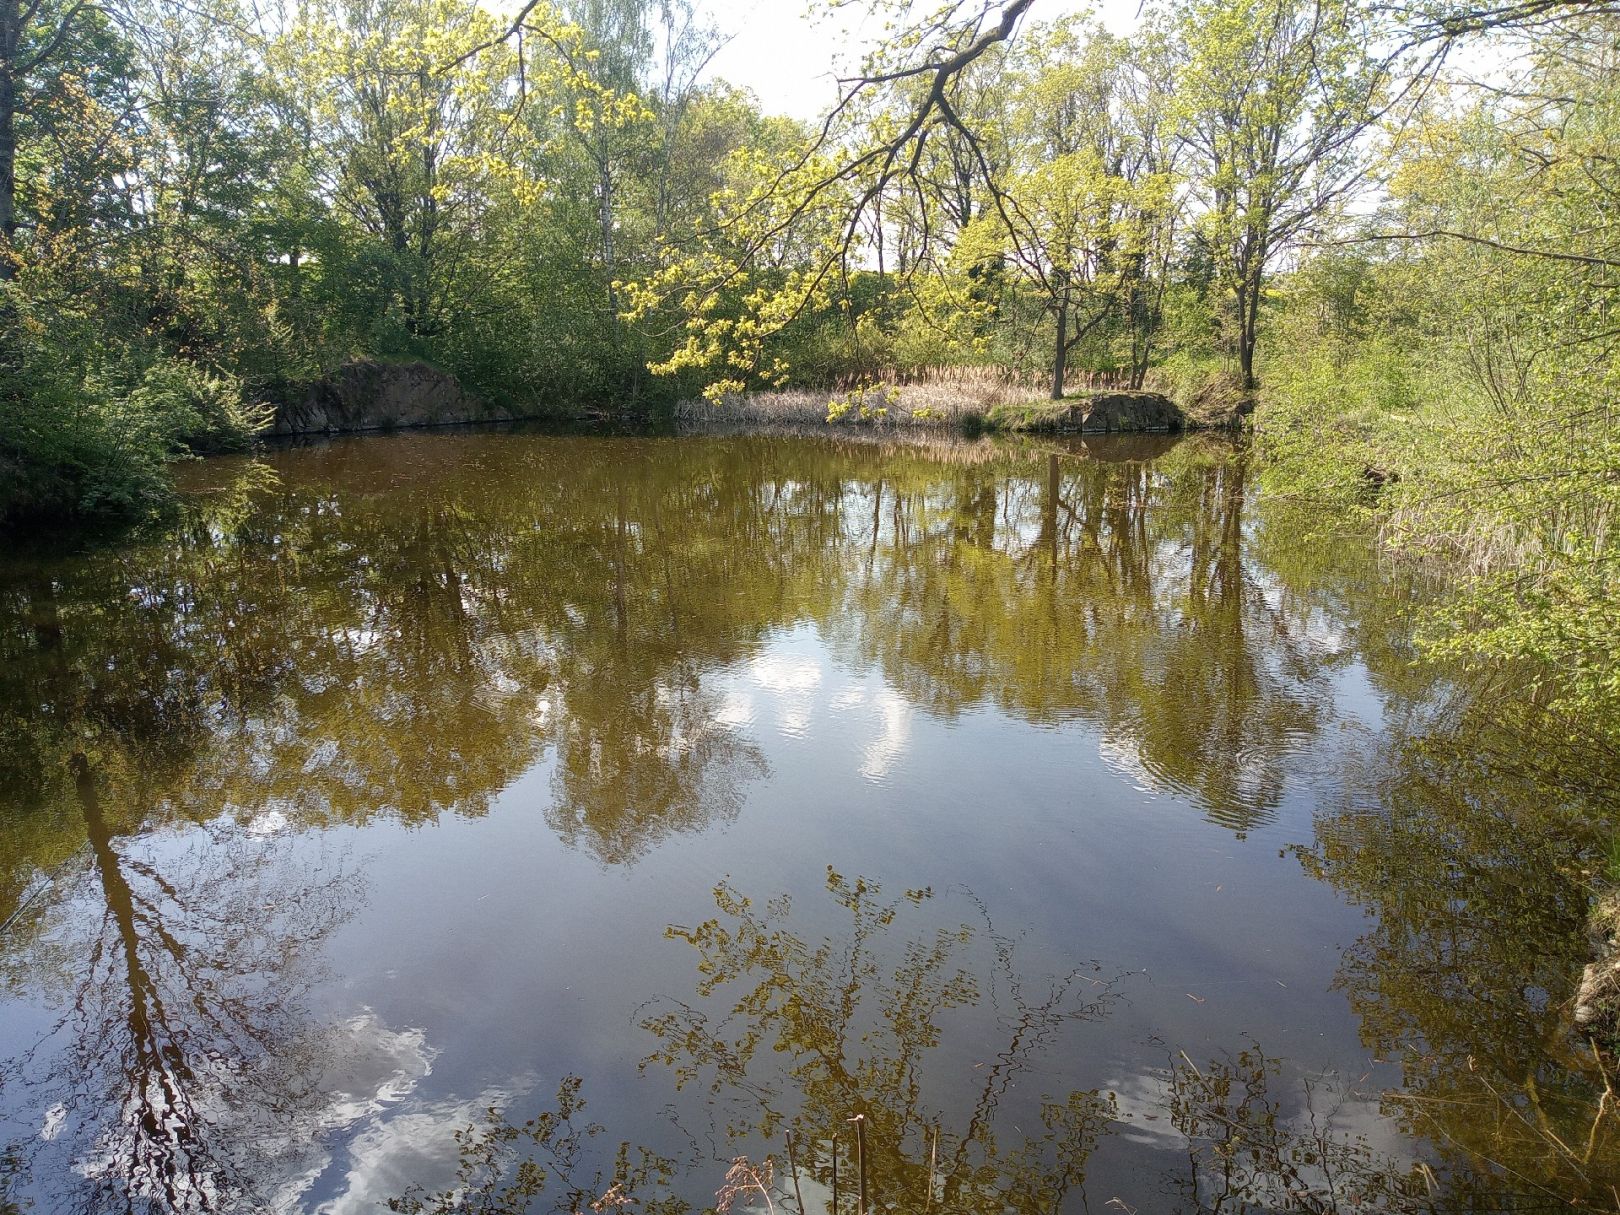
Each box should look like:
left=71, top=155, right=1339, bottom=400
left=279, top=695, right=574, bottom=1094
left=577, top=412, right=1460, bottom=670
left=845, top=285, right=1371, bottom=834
left=955, top=19, right=1179, bottom=397
left=0, top=0, right=117, bottom=277
left=271, top=0, right=533, bottom=341
left=1173, top=0, right=1389, bottom=390
left=623, top=0, right=1038, bottom=399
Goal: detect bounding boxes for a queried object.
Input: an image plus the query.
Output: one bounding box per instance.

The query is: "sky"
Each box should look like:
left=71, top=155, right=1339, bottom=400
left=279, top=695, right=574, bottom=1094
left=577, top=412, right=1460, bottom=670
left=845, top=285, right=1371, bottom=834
left=699, top=0, right=1147, bottom=120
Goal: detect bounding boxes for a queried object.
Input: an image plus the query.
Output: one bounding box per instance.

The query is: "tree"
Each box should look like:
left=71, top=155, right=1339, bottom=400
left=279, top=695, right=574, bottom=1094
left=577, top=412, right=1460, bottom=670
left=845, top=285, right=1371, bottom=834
left=1260, top=7, right=1620, bottom=735
left=622, top=0, right=1040, bottom=400
left=1, top=0, right=89, bottom=273
left=1172, top=0, right=1390, bottom=390
left=270, top=0, right=535, bottom=342
left=531, top=0, right=729, bottom=362
left=954, top=19, right=1179, bottom=397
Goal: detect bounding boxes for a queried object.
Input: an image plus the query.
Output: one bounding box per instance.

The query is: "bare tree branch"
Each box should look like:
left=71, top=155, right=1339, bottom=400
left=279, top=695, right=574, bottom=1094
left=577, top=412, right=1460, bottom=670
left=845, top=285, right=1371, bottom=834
left=1321, top=227, right=1620, bottom=268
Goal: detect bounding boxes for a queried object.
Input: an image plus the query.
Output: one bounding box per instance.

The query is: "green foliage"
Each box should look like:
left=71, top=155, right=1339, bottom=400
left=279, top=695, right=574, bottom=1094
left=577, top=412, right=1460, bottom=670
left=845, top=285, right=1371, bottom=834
left=0, top=263, right=270, bottom=524
left=1258, top=11, right=1620, bottom=734
left=1171, top=0, right=1391, bottom=387
left=979, top=398, right=1082, bottom=431
left=1148, top=351, right=1244, bottom=426
left=0, top=287, right=167, bottom=521
left=124, top=361, right=271, bottom=455
left=0, top=389, right=172, bottom=524
left=1, top=0, right=765, bottom=522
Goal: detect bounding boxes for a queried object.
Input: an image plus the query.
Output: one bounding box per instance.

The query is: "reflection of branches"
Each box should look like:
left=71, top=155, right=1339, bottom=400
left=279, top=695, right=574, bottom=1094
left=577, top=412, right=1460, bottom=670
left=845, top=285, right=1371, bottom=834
left=1299, top=706, right=1620, bottom=1208
left=1, top=754, right=358, bottom=1214
left=640, top=871, right=1123, bottom=1215
left=836, top=445, right=1328, bottom=834
left=390, top=1075, right=690, bottom=1215
left=393, top=1032, right=1527, bottom=1215
left=4, top=434, right=1319, bottom=883
left=1167, top=1047, right=1435, bottom=1214
left=546, top=670, right=768, bottom=866
left=716, top=1155, right=777, bottom=1215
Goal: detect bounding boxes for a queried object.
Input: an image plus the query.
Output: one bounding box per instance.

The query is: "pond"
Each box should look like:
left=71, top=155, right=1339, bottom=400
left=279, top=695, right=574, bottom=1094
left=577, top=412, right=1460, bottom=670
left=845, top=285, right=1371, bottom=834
left=0, top=428, right=1613, bottom=1213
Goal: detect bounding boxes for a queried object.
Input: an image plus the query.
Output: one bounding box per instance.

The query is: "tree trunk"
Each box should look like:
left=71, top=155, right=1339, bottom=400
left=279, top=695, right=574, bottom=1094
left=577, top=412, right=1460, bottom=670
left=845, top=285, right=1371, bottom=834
left=1050, top=268, right=1070, bottom=400
left=0, top=0, right=17, bottom=280
left=600, top=165, right=620, bottom=339
left=1128, top=283, right=1150, bottom=389
left=1234, top=254, right=1264, bottom=392
left=1235, top=276, right=1260, bottom=392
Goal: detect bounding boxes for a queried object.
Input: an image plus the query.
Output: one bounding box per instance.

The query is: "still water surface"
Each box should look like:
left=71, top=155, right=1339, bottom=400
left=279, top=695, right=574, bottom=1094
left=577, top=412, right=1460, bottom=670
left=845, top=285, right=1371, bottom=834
left=0, top=429, right=1613, bottom=1212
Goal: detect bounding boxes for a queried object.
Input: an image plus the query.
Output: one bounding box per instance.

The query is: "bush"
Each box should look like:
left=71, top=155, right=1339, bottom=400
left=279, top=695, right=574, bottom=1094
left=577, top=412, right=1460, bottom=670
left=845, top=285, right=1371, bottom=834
left=1148, top=352, right=1248, bottom=427
left=0, top=384, right=173, bottom=523
left=0, top=291, right=272, bottom=526
left=126, top=360, right=273, bottom=455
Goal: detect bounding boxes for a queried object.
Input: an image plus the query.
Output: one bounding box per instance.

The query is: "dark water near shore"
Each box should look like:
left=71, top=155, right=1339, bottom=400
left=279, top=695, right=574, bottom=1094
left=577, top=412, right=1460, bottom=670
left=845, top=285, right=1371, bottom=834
left=0, top=429, right=1614, bottom=1213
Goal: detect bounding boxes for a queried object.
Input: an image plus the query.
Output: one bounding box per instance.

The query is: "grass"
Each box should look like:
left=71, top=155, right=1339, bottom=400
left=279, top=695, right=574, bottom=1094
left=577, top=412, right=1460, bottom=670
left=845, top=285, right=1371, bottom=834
left=678, top=366, right=1230, bottom=435
left=677, top=366, right=1137, bottom=430
left=982, top=390, right=1192, bottom=434
left=979, top=399, right=1077, bottom=431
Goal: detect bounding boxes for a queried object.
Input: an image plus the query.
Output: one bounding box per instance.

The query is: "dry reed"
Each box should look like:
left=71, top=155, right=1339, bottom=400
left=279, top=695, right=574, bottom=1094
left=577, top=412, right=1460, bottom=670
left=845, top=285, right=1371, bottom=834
left=677, top=366, right=1138, bottom=429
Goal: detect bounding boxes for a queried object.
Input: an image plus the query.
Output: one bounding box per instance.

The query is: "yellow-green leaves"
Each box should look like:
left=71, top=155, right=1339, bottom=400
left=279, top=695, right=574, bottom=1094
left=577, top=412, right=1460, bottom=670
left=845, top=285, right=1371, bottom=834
left=1173, top=0, right=1386, bottom=384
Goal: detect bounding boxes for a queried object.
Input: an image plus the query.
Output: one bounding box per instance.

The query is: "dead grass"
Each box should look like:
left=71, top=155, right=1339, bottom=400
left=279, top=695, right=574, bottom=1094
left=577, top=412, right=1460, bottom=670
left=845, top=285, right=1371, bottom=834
left=673, top=417, right=1016, bottom=465
left=677, top=366, right=1140, bottom=429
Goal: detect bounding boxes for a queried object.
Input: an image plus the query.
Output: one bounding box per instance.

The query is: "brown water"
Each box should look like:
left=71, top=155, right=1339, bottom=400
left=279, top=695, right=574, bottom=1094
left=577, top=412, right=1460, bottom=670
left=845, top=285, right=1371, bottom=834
left=0, top=429, right=1613, bottom=1213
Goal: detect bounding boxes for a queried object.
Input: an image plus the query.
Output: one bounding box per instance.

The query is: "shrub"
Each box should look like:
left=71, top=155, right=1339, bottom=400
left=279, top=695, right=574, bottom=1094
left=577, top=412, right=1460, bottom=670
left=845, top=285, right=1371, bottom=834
left=126, top=360, right=273, bottom=455
left=0, top=292, right=272, bottom=526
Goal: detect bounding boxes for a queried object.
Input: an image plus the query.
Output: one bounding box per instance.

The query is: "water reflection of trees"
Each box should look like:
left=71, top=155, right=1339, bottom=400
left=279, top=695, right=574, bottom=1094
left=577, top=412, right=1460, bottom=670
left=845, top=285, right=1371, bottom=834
left=11, top=430, right=1607, bottom=1207
left=634, top=872, right=1462, bottom=1213
left=1296, top=700, right=1620, bottom=1209
left=0, top=754, right=360, bottom=1213
left=394, top=1059, right=1454, bottom=1215
left=1243, top=500, right=1620, bottom=1207
left=389, top=869, right=1127, bottom=1215
left=389, top=1076, right=691, bottom=1215
left=639, top=870, right=1124, bottom=1215
left=1, top=432, right=1334, bottom=899
left=829, top=447, right=1327, bottom=833
left=1164, top=1047, right=1442, bottom=1213
left=402, top=875, right=1487, bottom=1215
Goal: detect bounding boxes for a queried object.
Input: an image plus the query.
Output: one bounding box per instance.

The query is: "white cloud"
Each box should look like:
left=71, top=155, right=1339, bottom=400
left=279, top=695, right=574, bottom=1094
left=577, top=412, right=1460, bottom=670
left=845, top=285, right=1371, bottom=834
left=858, top=687, right=912, bottom=783
left=313, top=1082, right=533, bottom=1215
